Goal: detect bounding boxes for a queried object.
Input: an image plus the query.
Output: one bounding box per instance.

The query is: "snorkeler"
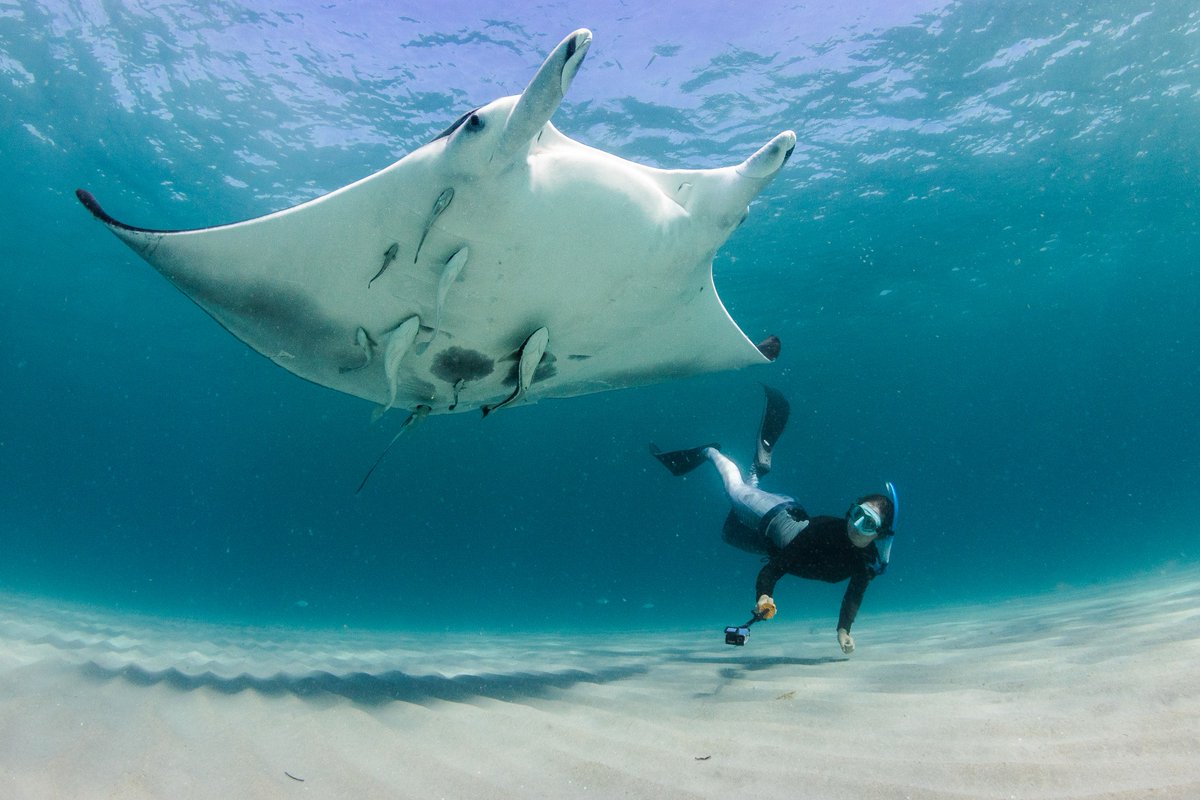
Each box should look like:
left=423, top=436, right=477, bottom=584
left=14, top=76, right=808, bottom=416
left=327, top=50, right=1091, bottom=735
left=650, top=385, right=898, bottom=654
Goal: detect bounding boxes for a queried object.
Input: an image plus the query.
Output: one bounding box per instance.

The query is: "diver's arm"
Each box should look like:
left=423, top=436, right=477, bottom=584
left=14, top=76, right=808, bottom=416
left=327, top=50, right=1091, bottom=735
left=755, top=559, right=786, bottom=600
left=754, top=560, right=787, bottom=619
left=837, top=573, right=870, bottom=631
left=836, top=573, right=871, bottom=653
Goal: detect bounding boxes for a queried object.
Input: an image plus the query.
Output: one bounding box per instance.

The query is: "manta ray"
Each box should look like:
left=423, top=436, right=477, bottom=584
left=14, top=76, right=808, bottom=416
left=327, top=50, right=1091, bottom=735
left=77, top=29, right=795, bottom=422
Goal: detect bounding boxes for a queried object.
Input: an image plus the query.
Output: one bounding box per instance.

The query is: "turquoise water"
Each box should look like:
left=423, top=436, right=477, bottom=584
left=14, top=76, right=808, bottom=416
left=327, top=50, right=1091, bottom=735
left=1, top=1, right=1197, bottom=631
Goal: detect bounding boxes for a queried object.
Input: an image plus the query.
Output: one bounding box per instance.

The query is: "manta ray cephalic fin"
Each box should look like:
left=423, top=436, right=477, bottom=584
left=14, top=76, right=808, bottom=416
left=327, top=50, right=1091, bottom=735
left=493, top=29, right=592, bottom=164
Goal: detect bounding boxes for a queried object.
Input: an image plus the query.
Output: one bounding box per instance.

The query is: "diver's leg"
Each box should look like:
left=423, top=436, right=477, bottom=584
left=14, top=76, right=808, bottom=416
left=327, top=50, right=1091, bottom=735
left=705, top=446, right=744, bottom=492
left=705, top=448, right=793, bottom=523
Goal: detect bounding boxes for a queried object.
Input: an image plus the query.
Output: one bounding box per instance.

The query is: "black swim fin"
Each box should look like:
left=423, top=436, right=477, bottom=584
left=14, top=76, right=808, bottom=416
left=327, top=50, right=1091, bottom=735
left=754, top=385, right=790, bottom=477
left=649, top=443, right=719, bottom=476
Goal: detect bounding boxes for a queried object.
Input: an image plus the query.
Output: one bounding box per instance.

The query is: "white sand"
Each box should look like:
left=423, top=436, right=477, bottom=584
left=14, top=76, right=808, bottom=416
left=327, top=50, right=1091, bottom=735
left=2, top=567, right=1198, bottom=799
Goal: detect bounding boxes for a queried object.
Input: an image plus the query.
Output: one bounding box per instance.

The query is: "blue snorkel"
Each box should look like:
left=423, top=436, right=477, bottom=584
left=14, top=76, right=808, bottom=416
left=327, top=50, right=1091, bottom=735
left=869, top=481, right=898, bottom=576
left=885, top=481, right=899, bottom=529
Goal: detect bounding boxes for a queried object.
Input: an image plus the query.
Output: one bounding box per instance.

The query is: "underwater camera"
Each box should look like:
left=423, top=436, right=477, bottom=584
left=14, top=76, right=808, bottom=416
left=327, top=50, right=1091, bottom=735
left=724, top=625, right=751, bottom=646
left=724, top=614, right=760, bottom=646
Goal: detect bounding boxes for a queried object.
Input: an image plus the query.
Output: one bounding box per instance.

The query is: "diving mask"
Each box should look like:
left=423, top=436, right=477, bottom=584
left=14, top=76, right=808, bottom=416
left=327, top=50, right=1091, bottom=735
left=849, top=503, right=883, bottom=536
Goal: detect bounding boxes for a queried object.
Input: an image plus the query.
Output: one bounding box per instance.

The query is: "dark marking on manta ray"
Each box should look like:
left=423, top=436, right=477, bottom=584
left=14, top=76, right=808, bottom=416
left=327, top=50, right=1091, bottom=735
left=567, top=354, right=591, bottom=360
left=431, top=347, right=494, bottom=385
left=156, top=269, right=352, bottom=366
left=368, top=242, right=399, bottom=287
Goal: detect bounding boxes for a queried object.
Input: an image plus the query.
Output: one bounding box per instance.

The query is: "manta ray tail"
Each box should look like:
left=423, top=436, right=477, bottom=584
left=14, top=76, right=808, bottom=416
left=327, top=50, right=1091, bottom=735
left=355, top=405, right=431, bottom=494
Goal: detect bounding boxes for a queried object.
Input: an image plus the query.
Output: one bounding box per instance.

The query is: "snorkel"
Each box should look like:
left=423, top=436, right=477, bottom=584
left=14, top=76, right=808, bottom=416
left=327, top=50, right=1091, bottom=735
left=871, top=481, right=899, bottom=575
left=885, top=481, right=899, bottom=528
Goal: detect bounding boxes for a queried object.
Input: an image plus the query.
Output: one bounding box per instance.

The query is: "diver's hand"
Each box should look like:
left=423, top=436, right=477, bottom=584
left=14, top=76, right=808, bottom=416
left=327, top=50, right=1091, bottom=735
left=837, top=628, right=855, bottom=654
left=755, top=594, right=777, bottom=620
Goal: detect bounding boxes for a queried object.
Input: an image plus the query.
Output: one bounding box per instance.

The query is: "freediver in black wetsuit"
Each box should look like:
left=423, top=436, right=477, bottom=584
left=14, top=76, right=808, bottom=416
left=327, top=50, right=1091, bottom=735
left=650, top=386, right=899, bottom=654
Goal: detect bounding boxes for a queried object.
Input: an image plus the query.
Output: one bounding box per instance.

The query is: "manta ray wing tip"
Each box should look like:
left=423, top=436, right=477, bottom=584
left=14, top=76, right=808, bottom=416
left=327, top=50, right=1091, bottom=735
left=75, top=188, right=142, bottom=232
left=756, top=335, right=782, bottom=362
left=75, top=188, right=106, bottom=219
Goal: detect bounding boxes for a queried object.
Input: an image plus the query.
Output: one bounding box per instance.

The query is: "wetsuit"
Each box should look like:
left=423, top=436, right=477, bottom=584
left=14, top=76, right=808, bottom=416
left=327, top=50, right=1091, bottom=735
left=704, top=446, right=881, bottom=633
left=649, top=386, right=891, bottom=638
left=754, top=513, right=881, bottom=633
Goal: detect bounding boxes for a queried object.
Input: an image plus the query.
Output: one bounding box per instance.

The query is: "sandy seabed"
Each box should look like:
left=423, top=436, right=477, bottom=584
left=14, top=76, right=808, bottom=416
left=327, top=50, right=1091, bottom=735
left=1, top=567, right=1198, bottom=800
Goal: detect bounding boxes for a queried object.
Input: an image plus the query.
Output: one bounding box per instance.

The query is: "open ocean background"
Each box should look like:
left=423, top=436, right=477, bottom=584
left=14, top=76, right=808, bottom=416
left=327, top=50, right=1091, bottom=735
left=1, top=0, right=1197, bottom=633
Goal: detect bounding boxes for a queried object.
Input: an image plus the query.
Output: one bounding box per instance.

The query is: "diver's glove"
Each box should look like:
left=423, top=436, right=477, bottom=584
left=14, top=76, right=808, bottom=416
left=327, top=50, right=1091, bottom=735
left=754, top=594, right=777, bottom=620
left=837, top=628, right=855, bottom=654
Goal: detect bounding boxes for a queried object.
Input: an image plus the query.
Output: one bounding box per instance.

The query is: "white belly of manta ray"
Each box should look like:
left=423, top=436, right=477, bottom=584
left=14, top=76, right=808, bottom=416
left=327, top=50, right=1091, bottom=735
left=76, top=28, right=795, bottom=424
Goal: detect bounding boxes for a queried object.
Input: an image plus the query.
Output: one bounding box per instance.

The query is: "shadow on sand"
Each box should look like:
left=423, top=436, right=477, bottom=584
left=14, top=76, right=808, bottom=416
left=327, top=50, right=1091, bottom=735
left=680, top=654, right=848, bottom=698
left=80, top=660, right=649, bottom=706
